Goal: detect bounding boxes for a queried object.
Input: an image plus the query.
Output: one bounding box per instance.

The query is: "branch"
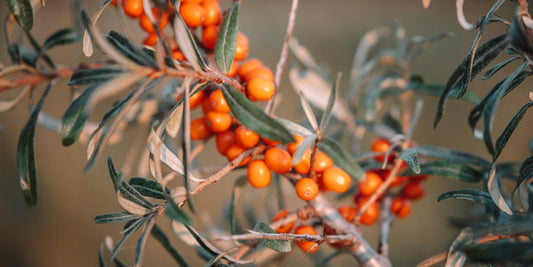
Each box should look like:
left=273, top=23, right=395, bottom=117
left=217, top=231, right=351, bottom=243
left=377, top=195, right=393, bottom=257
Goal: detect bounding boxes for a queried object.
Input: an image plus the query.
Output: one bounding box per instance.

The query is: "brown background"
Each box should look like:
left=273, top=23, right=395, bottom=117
left=0, top=0, right=531, bottom=266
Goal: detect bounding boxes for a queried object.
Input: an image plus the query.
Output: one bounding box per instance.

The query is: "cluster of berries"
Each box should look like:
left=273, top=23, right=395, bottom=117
left=270, top=210, right=320, bottom=254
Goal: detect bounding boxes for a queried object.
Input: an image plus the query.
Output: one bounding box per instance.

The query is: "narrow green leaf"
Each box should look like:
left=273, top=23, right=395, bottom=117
left=134, top=216, right=155, bottom=267
left=409, top=83, right=479, bottom=104
left=43, top=28, right=79, bottom=51
left=107, top=155, right=122, bottom=192
left=165, top=201, right=192, bottom=226
left=253, top=222, right=291, bottom=253
left=60, top=85, right=99, bottom=146
left=437, top=189, right=493, bottom=204
left=129, top=177, right=170, bottom=200
left=151, top=224, right=189, bottom=267
left=414, top=145, right=491, bottom=169
left=460, top=240, right=533, bottom=264
left=482, top=56, right=520, bottom=80
left=273, top=118, right=313, bottom=136
left=214, top=1, right=240, bottom=74
left=104, top=31, right=156, bottom=68
left=230, top=176, right=247, bottom=234
left=512, top=155, right=533, bottom=205
left=119, top=181, right=154, bottom=210
left=398, top=148, right=421, bottom=174
left=493, top=102, right=533, bottom=161
left=401, top=160, right=483, bottom=183
left=111, top=217, right=146, bottom=259
left=6, top=0, right=33, bottom=31
left=95, top=211, right=137, bottom=224
left=296, top=88, right=319, bottom=131
left=292, top=134, right=316, bottom=165
left=17, top=83, right=52, bottom=207
left=487, top=166, right=512, bottom=215
left=173, top=9, right=209, bottom=72
left=67, top=68, right=124, bottom=86
left=318, top=137, right=365, bottom=181
left=222, top=83, right=295, bottom=144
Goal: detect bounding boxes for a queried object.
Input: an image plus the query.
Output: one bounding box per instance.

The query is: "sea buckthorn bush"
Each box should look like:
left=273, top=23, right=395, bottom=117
left=1, top=0, right=533, bottom=266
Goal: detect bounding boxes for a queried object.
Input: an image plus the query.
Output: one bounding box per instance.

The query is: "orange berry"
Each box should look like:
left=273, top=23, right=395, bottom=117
left=338, top=205, right=357, bottom=223
left=202, top=1, right=220, bottom=26
left=215, top=130, right=235, bottom=155
left=176, top=89, right=205, bottom=110
left=204, top=111, right=232, bottom=133
left=322, top=167, right=352, bottom=193
left=313, top=152, right=333, bottom=173
left=264, top=147, right=292, bottom=174
left=247, top=78, right=275, bottom=101
left=234, top=125, right=260, bottom=149
left=401, top=181, right=424, bottom=200
left=143, top=33, right=158, bottom=46
left=286, top=135, right=305, bottom=154
left=226, top=61, right=239, bottom=77
left=110, top=0, right=117, bottom=6
left=201, top=95, right=213, bottom=114
left=371, top=138, right=392, bottom=162
left=207, top=89, right=231, bottom=113
left=295, top=178, right=319, bottom=201
left=358, top=171, right=382, bottom=196
left=171, top=50, right=186, bottom=61
left=247, top=66, right=274, bottom=81
left=237, top=59, right=263, bottom=81
left=411, top=174, right=429, bottom=182
left=390, top=175, right=409, bottom=187
left=139, top=8, right=169, bottom=33
left=294, top=225, right=319, bottom=254
left=234, top=41, right=249, bottom=61
left=271, top=210, right=294, bottom=234
left=179, top=2, right=206, bottom=27
left=358, top=201, right=379, bottom=225
left=261, top=137, right=281, bottom=146
left=247, top=160, right=272, bottom=188
left=293, top=150, right=311, bottom=175
left=190, top=117, right=212, bottom=140
left=123, top=0, right=143, bottom=18
left=226, top=143, right=251, bottom=166
left=201, top=26, right=218, bottom=50
left=391, top=197, right=411, bottom=218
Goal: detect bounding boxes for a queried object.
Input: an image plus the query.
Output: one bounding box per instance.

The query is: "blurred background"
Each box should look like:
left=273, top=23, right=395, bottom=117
left=0, top=0, right=531, bottom=266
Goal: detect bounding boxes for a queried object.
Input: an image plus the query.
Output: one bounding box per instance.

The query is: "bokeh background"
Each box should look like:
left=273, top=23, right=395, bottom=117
left=0, top=0, right=531, bottom=266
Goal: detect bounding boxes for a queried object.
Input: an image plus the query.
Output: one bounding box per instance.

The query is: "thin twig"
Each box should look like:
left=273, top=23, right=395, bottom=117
left=218, top=231, right=351, bottom=242
left=416, top=251, right=447, bottom=267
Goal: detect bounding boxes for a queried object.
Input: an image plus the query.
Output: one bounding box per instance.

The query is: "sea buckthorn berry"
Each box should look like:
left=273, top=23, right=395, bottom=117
left=264, top=147, right=292, bottom=174
left=123, top=0, right=143, bottom=18
left=261, top=137, right=281, bottom=146
left=235, top=125, right=260, bottom=149
left=179, top=2, right=206, bottom=27
left=234, top=41, right=249, bottom=61
left=176, top=89, right=205, bottom=110
left=247, top=160, right=272, bottom=188
left=293, top=150, right=311, bottom=175
left=226, top=143, right=251, bottom=166
left=322, top=167, right=352, bottom=193
left=294, top=225, right=319, bottom=254
left=201, top=95, right=213, bottom=114
left=215, top=130, right=234, bottom=155
left=237, top=59, right=263, bottom=81
left=358, top=201, right=380, bottom=225
left=202, top=1, right=220, bottom=26
left=143, top=33, right=158, bottom=46
left=295, top=178, right=319, bottom=201
left=411, top=174, right=429, bottom=182
left=204, top=111, right=232, bottom=133
left=226, top=61, right=239, bottom=77
left=247, top=66, right=274, bottom=81
left=358, top=171, right=382, bottom=196
left=286, top=135, right=305, bottom=154
left=313, top=152, right=333, bottom=173
left=338, top=205, right=357, bottom=223
left=139, top=8, right=169, bottom=33
left=391, top=197, right=411, bottom=218
left=271, top=210, right=294, bottom=234
left=190, top=117, right=212, bottom=140
left=247, top=78, right=275, bottom=101
left=171, top=50, right=186, bottom=61
left=401, top=181, right=424, bottom=200
left=208, top=89, right=231, bottom=113
left=371, top=138, right=392, bottom=162
left=110, top=0, right=117, bottom=6
left=201, top=26, right=218, bottom=50
left=390, top=175, right=408, bottom=187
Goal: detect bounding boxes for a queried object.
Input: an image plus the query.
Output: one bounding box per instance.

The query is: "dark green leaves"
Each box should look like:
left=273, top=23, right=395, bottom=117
left=414, top=145, right=491, bottom=169
left=437, top=189, right=494, bottom=205
left=104, top=31, right=156, bottom=68
left=493, top=101, right=532, bottom=161
left=398, top=148, right=421, bottom=174
left=403, top=161, right=483, bottom=183
left=43, top=28, right=79, bottom=51
left=165, top=201, right=192, bottom=226
left=60, top=85, right=98, bottom=146
left=221, top=83, right=294, bottom=144
left=253, top=222, right=291, bottom=253
left=17, top=83, right=52, bottom=207
left=318, top=137, right=365, bottom=180
left=6, top=0, right=33, bottom=31
left=129, top=177, right=169, bottom=200
left=460, top=240, right=533, bottom=264
left=68, top=68, right=124, bottom=86
left=95, top=211, right=137, bottom=224
left=214, top=1, right=240, bottom=74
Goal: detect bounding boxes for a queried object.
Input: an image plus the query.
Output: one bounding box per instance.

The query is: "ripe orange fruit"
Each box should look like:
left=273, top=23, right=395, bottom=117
left=204, top=111, right=232, bottom=133
left=271, top=210, right=294, bottom=234
left=293, top=150, right=311, bottom=175
left=391, top=197, right=411, bottom=218
left=286, top=135, right=305, bottom=154
left=215, top=130, right=234, bottom=155
left=401, top=181, right=424, bottom=200
left=338, top=205, right=357, bottom=223
left=371, top=138, right=392, bottom=162
left=247, top=78, right=275, bottom=101
left=234, top=125, right=260, bottom=149
left=358, top=171, right=382, bottom=196
left=202, top=1, right=220, bottom=26
left=411, top=174, right=429, bottom=182
left=322, top=167, right=352, bottom=193
left=237, top=59, right=263, bottom=81
left=201, top=26, right=218, bottom=50
left=110, top=0, right=117, bottom=6
left=261, top=137, right=281, bottom=146
left=264, top=147, right=292, bottom=174
left=295, top=178, right=319, bottom=201
left=226, top=61, right=239, bottom=77
left=294, top=225, right=319, bottom=254
left=123, top=0, right=143, bottom=18
left=176, top=89, right=205, bottom=110
left=358, top=201, right=379, bottom=225
left=207, top=89, right=231, bottom=113
left=247, top=160, right=272, bottom=188
left=235, top=41, right=249, bottom=61
left=143, top=33, right=158, bottom=46
left=313, top=152, right=333, bottom=173
left=179, top=2, right=206, bottom=27
left=190, top=117, right=212, bottom=140
left=226, top=143, right=251, bottom=166
left=139, top=8, right=169, bottom=33
left=247, top=66, right=274, bottom=81
left=171, top=50, right=186, bottom=61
